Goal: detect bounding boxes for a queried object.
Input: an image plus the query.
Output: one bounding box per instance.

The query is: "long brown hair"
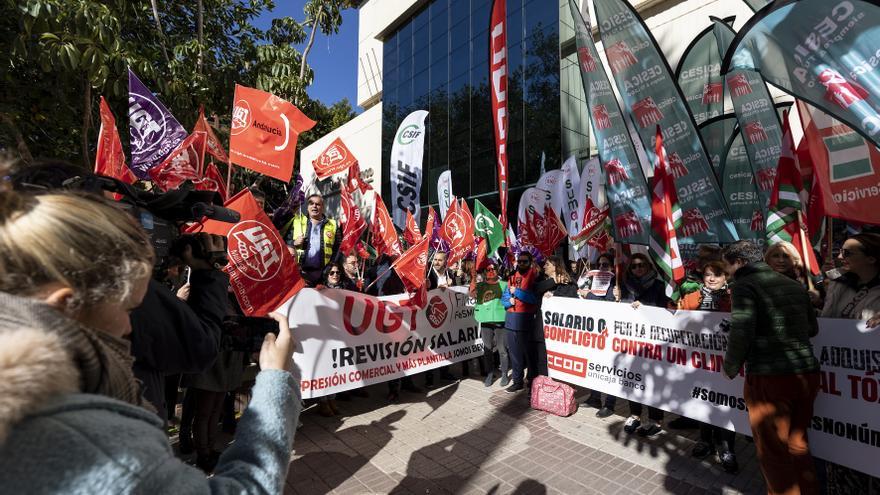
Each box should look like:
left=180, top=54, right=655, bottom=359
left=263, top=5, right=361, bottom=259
left=545, top=256, right=573, bottom=284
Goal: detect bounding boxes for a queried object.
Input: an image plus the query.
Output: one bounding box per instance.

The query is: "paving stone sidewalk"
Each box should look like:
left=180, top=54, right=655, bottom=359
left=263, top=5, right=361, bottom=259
left=285, top=372, right=766, bottom=495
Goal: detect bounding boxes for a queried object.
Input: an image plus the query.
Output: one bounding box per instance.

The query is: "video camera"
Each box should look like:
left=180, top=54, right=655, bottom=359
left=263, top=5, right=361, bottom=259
left=62, top=176, right=240, bottom=277
left=221, top=316, right=280, bottom=353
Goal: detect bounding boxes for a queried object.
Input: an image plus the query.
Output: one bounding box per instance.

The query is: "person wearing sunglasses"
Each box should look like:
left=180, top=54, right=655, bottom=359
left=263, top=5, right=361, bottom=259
left=319, top=262, right=355, bottom=291
left=470, top=263, right=510, bottom=387
left=576, top=254, right=617, bottom=302
left=817, top=233, right=880, bottom=493
left=618, top=253, right=670, bottom=437
left=501, top=251, right=539, bottom=393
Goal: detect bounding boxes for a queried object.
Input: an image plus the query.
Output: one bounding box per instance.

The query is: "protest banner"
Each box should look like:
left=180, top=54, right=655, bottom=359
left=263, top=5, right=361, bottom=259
left=437, top=170, right=453, bottom=220
left=390, top=110, right=429, bottom=229
left=720, top=130, right=765, bottom=242
left=128, top=69, right=188, bottom=178
left=228, top=84, right=316, bottom=182
left=542, top=297, right=880, bottom=478
left=675, top=18, right=731, bottom=124
left=278, top=286, right=482, bottom=399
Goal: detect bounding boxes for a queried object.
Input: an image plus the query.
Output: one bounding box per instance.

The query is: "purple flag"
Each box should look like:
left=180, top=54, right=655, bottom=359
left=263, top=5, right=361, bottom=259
left=128, top=69, right=187, bottom=178
left=271, top=174, right=305, bottom=229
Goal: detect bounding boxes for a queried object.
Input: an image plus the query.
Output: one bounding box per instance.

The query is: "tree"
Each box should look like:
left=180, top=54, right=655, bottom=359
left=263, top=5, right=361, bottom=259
left=297, top=0, right=356, bottom=101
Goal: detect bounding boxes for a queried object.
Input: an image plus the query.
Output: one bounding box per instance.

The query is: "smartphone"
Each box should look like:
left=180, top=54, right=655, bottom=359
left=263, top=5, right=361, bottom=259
left=183, top=266, right=192, bottom=285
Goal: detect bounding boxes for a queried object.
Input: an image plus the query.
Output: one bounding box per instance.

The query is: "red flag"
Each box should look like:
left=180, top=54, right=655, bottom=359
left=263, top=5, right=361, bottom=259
left=94, top=97, right=137, bottom=185
left=474, top=237, right=489, bottom=272
left=424, top=206, right=437, bottom=239
left=228, top=84, right=315, bottom=182
left=587, top=230, right=612, bottom=252
left=490, top=0, right=509, bottom=230
left=345, top=161, right=372, bottom=194
left=313, top=137, right=358, bottom=180
left=193, top=106, right=229, bottom=166
left=339, top=187, right=367, bottom=256
left=194, top=162, right=228, bottom=200
left=372, top=198, right=403, bottom=258
left=404, top=209, right=422, bottom=245
left=187, top=189, right=304, bottom=315
left=149, top=132, right=207, bottom=191
left=649, top=126, right=685, bottom=297
left=538, top=204, right=567, bottom=257
left=393, top=235, right=430, bottom=292
left=571, top=197, right=610, bottom=245
left=440, top=198, right=475, bottom=264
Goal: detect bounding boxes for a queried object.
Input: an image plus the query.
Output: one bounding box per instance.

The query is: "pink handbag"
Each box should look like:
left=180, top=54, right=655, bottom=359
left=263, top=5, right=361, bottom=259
left=530, top=376, right=578, bottom=417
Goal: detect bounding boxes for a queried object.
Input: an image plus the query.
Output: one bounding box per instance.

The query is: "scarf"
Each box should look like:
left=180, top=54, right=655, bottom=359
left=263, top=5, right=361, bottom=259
left=625, top=271, right=657, bottom=297
left=698, top=284, right=729, bottom=311
left=0, top=292, right=152, bottom=412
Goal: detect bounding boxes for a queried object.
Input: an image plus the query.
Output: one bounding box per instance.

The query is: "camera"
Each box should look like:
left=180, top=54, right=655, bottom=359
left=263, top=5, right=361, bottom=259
left=221, top=316, right=280, bottom=353
left=62, top=175, right=240, bottom=277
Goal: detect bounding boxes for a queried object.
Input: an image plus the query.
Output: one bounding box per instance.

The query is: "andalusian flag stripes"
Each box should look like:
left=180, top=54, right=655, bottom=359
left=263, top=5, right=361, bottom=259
left=649, top=127, right=685, bottom=298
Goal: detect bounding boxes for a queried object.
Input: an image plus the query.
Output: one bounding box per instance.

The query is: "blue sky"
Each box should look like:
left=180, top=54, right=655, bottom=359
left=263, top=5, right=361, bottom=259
left=255, top=2, right=361, bottom=112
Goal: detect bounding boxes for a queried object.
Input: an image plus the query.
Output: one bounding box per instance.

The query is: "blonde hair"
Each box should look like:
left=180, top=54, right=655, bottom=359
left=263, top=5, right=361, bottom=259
left=764, top=241, right=804, bottom=274
left=0, top=191, right=154, bottom=310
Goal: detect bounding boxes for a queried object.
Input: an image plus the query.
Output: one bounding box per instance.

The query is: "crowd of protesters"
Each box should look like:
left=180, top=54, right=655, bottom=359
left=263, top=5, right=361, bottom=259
left=1, top=161, right=879, bottom=494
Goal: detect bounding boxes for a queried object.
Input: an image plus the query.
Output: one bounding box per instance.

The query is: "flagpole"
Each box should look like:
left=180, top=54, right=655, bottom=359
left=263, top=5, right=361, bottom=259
left=797, top=210, right=815, bottom=291
left=826, top=217, right=834, bottom=266
left=225, top=159, right=234, bottom=198
left=614, top=242, right=622, bottom=302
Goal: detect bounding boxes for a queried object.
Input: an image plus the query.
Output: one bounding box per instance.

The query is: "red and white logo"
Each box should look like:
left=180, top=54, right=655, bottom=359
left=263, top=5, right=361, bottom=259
left=606, top=41, right=638, bottom=74
left=681, top=208, right=710, bottom=237
left=228, top=220, right=283, bottom=282
left=319, top=143, right=347, bottom=168
left=702, top=82, right=723, bottom=104
left=604, top=158, right=630, bottom=186
left=727, top=73, right=753, bottom=97
left=750, top=209, right=764, bottom=232
left=744, top=121, right=768, bottom=144
left=426, top=295, right=449, bottom=328
left=592, top=104, right=612, bottom=130
left=578, top=46, right=597, bottom=72
left=230, top=99, right=252, bottom=135
left=443, top=211, right=466, bottom=244
left=818, top=68, right=870, bottom=109
left=632, top=97, right=664, bottom=128
left=667, top=152, right=689, bottom=179
left=614, top=211, right=643, bottom=238
left=755, top=167, right=777, bottom=191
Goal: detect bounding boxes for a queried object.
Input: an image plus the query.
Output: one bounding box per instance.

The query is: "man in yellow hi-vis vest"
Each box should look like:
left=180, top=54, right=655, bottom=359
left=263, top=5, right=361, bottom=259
left=281, top=193, right=342, bottom=286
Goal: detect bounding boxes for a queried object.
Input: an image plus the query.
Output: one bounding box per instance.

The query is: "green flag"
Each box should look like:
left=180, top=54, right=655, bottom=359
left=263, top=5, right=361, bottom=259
left=473, top=199, right=505, bottom=253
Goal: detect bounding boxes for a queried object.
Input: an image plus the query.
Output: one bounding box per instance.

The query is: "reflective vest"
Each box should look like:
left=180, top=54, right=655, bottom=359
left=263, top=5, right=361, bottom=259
left=284, top=214, right=337, bottom=266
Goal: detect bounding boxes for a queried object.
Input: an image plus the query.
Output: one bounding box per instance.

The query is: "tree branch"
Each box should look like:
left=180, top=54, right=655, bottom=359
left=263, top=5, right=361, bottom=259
left=150, top=0, right=171, bottom=66
left=81, top=77, right=92, bottom=169
left=297, top=4, right=323, bottom=97
left=0, top=112, right=33, bottom=164
left=197, top=0, right=204, bottom=74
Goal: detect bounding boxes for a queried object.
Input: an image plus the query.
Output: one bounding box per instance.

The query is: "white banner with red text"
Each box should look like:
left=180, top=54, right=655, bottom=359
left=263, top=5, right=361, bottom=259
left=542, top=298, right=880, bottom=478
left=278, top=286, right=481, bottom=399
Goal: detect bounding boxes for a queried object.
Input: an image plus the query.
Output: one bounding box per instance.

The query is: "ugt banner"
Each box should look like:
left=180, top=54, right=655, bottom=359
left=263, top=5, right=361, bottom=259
left=128, top=69, right=188, bottom=178
left=567, top=0, right=650, bottom=245
left=721, top=0, right=880, bottom=148
left=542, top=297, right=880, bottom=479
left=229, top=84, right=316, bottom=183
left=277, top=286, right=481, bottom=399
left=675, top=17, right=732, bottom=124
left=594, top=0, right=738, bottom=244
left=313, top=137, right=358, bottom=180
left=391, top=110, right=429, bottom=230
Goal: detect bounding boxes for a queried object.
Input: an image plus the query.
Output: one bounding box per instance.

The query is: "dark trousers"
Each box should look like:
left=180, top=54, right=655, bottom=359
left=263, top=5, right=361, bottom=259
left=745, top=372, right=820, bottom=495
left=628, top=401, right=663, bottom=421
left=700, top=423, right=736, bottom=452
left=526, top=338, right=547, bottom=380
left=481, top=323, right=509, bottom=375
left=191, top=389, right=226, bottom=456
left=586, top=390, right=617, bottom=409
left=506, top=329, right=529, bottom=385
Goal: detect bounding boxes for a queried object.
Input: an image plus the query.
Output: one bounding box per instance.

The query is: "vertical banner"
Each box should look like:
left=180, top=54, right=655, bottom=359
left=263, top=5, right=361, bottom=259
left=229, top=84, right=316, bottom=183
left=697, top=114, right=738, bottom=175
left=593, top=0, right=738, bottom=244
left=127, top=69, right=188, bottom=178
left=437, top=170, right=453, bottom=220
left=721, top=0, right=880, bottom=148
left=798, top=100, right=880, bottom=225
left=714, top=20, right=783, bottom=208
left=390, top=110, right=429, bottom=230
left=490, top=0, right=510, bottom=230
left=517, top=187, right=550, bottom=233
left=720, top=130, right=765, bottom=241
left=574, top=157, right=604, bottom=260
left=536, top=169, right=565, bottom=216
left=567, top=0, right=651, bottom=245
left=675, top=17, right=733, bottom=124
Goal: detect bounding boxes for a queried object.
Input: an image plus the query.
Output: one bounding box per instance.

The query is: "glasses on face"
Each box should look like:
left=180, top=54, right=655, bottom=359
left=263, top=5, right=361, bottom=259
left=328, top=271, right=340, bottom=276
left=598, top=262, right=611, bottom=268
left=517, top=259, right=530, bottom=265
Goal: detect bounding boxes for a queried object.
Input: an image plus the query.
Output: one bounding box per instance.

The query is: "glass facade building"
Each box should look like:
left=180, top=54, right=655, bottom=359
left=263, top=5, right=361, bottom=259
left=381, top=0, right=589, bottom=216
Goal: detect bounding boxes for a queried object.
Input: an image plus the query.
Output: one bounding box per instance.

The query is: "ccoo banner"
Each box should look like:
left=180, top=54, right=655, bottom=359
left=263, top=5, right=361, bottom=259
left=567, top=0, right=651, bottom=245
left=278, top=286, right=481, bottom=399
left=675, top=17, right=733, bottom=125
left=542, top=297, right=880, bottom=479
left=721, top=0, right=880, bottom=148
left=593, top=0, right=738, bottom=244
left=391, top=110, right=429, bottom=230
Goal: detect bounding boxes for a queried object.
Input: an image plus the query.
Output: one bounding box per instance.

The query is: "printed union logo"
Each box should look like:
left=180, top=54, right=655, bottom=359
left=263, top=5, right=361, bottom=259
left=681, top=208, right=710, bottom=237
left=592, top=104, right=612, bottom=130
left=727, top=73, right=753, bottom=98
left=128, top=92, right=167, bottom=154
left=632, top=97, right=664, bottom=128
left=320, top=144, right=347, bottom=167
left=546, top=350, right=588, bottom=378
left=614, top=211, right=642, bottom=238
left=818, top=68, right=870, bottom=109
left=228, top=220, right=283, bottom=282
left=577, top=46, right=597, bottom=72
left=606, top=41, right=638, bottom=75
left=474, top=213, right=494, bottom=233
left=397, top=124, right=422, bottom=145
left=604, top=158, right=630, bottom=186
left=426, top=296, right=449, bottom=328
left=444, top=211, right=466, bottom=244
left=231, top=99, right=253, bottom=135
left=744, top=121, right=768, bottom=144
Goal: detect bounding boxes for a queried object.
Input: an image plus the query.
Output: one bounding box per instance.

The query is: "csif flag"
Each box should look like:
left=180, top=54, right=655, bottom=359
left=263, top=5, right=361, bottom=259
left=390, top=110, right=429, bottom=229
left=186, top=189, right=304, bottom=315
left=229, top=84, right=315, bottom=182
left=339, top=186, right=368, bottom=256
left=95, top=96, right=137, bottom=185
left=128, top=69, right=188, bottom=178
left=490, top=0, right=509, bottom=230
left=473, top=199, right=505, bottom=254
left=193, top=106, right=229, bottom=166
left=148, top=132, right=207, bottom=192
left=314, top=137, right=357, bottom=180
left=649, top=127, right=685, bottom=298
left=371, top=197, right=403, bottom=259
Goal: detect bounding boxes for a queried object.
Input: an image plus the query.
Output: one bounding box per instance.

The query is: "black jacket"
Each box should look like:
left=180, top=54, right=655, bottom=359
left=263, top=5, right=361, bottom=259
left=130, top=270, right=229, bottom=421
left=427, top=268, right=457, bottom=290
